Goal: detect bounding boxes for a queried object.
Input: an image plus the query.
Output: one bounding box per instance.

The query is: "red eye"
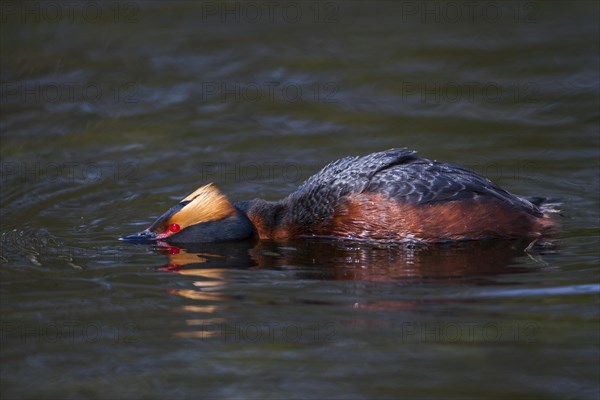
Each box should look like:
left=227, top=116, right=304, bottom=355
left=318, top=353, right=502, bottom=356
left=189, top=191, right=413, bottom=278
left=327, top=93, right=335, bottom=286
left=166, top=246, right=180, bottom=254
left=169, top=223, right=181, bottom=233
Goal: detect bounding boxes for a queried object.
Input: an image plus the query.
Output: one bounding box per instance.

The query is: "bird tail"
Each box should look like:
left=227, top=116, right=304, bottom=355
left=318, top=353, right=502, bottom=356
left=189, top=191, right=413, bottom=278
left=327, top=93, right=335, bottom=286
left=528, top=196, right=562, bottom=217
left=526, top=197, right=562, bottom=240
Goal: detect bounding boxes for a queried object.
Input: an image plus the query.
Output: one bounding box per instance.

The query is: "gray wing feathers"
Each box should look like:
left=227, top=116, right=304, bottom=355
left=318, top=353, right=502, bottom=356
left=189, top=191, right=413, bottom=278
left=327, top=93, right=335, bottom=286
left=369, top=160, right=541, bottom=215
left=285, top=148, right=541, bottom=224
left=287, top=148, right=419, bottom=224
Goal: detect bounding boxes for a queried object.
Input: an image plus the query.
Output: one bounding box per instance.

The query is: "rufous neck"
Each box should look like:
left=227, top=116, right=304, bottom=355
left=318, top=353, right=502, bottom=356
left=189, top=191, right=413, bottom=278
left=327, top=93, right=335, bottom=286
left=234, top=199, right=290, bottom=240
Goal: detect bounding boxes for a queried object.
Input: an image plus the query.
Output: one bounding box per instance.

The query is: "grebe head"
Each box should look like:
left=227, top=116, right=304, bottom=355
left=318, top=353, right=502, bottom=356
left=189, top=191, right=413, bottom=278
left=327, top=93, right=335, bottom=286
left=120, top=183, right=255, bottom=243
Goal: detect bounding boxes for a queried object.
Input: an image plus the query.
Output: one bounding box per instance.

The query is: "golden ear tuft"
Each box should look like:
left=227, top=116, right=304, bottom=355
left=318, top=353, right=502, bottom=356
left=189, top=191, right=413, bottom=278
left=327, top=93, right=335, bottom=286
left=169, top=183, right=235, bottom=229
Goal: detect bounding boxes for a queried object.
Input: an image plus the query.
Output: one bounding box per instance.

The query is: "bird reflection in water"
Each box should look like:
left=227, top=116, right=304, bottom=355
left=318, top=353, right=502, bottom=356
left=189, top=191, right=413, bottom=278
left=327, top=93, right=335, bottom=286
left=155, top=238, right=554, bottom=282
left=150, top=239, right=556, bottom=339
left=153, top=241, right=254, bottom=339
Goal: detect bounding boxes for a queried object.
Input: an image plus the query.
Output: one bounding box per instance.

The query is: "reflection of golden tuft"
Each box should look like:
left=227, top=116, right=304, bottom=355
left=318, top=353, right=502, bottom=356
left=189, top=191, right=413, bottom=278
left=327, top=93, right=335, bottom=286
left=179, top=305, right=222, bottom=313
left=169, top=183, right=235, bottom=229
left=167, top=252, right=208, bottom=266
left=167, top=250, right=225, bottom=267
left=167, top=289, right=232, bottom=301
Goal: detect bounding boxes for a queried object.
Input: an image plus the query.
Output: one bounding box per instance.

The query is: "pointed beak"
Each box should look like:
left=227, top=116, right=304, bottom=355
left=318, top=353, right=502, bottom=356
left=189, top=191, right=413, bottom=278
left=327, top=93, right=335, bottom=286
left=119, top=229, right=159, bottom=243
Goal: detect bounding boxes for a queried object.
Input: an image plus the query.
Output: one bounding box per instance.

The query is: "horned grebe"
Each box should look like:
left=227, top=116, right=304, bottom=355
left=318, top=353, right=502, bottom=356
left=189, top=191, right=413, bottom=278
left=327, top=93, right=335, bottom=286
left=121, top=149, right=557, bottom=243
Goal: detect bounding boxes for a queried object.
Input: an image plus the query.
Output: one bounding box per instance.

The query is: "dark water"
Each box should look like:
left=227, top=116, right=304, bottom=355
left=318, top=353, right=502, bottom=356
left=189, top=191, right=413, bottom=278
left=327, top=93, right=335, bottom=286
left=1, top=1, right=599, bottom=399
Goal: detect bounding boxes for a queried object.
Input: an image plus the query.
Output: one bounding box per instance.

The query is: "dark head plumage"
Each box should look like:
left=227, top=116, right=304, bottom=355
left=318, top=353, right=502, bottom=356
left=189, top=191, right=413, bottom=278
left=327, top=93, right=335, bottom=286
left=120, top=184, right=255, bottom=243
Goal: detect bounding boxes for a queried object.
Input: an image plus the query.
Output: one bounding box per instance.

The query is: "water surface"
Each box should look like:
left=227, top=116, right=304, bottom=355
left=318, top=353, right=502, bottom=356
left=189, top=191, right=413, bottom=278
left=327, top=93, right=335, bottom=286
left=1, top=1, right=599, bottom=399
